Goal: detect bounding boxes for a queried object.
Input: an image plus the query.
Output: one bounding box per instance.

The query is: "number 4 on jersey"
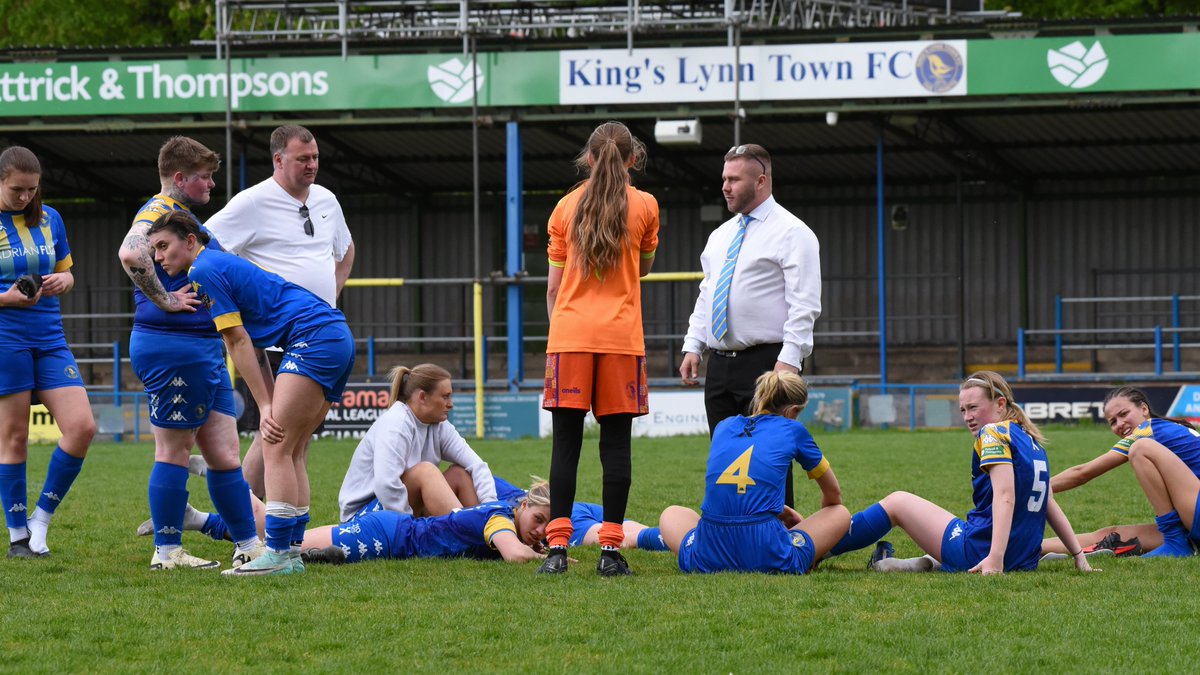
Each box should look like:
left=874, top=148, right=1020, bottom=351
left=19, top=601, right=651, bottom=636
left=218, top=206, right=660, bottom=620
left=717, top=446, right=756, bottom=494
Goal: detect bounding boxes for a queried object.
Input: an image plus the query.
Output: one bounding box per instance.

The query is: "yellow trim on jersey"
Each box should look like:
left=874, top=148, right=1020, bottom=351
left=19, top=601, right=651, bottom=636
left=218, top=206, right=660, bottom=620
left=213, top=312, right=244, bottom=331
left=548, top=258, right=565, bottom=268
left=806, top=456, right=830, bottom=480
left=133, top=195, right=186, bottom=227
left=975, top=421, right=1015, bottom=465
left=54, top=254, right=72, bottom=272
left=483, top=514, right=517, bottom=548
left=640, top=249, right=657, bottom=259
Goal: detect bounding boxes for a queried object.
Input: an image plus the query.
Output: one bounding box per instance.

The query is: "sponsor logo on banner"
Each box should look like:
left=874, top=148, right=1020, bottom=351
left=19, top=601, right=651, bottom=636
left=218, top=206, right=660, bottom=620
left=1167, top=385, right=1200, bottom=423
left=915, top=43, right=964, bottom=93
left=428, top=57, right=484, bottom=104
left=1014, top=385, right=1178, bottom=423
left=1047, top=41, right=1109, bottom=89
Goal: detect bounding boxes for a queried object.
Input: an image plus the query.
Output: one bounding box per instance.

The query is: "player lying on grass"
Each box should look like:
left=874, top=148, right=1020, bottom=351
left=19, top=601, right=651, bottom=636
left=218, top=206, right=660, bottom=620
left=140, top=472, right=669, bottom=552
left=657, top=371, right=852, bottom=574
left=1042, top=386, right=1200, bottom=559
left=826, top=371, right=1096, bottom=574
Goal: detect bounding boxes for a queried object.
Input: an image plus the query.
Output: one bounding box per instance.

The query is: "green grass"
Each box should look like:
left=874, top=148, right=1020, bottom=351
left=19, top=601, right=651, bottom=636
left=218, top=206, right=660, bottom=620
left=0, top=426, right=1194, bottom=673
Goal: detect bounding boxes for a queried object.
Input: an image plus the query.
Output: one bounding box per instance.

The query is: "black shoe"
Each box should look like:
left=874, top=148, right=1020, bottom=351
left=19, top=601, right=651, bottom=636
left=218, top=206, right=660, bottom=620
left=597, top=549, right=632, bottom=577
left=7, top=538, right=38, bottom=559
left=536, top=548, right=568, bottom=575
left=300, top=546, right=347, bottom=565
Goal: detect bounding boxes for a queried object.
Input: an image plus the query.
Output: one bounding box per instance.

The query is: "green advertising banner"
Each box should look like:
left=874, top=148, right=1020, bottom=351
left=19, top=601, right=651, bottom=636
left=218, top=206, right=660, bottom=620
left=0, top=51, right=557, bottom=116
left=967, top=33, right=1200, bottom=95
left=0, top=32, right=1194, bottom=118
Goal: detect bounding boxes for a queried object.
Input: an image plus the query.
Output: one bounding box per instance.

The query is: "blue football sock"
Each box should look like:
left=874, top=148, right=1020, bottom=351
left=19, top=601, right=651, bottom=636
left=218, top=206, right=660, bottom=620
left=206, top=467, right=257, bottom=545
left=829, top=503, right=893, bottom=557
left=290, top=508, right=310, bottom=552
left=147, top=462, right=189, bottom=548
left=1142, top=510, right=1195, bottom=558
left=265, top=501, right=297, bottom=553
left=0, top=462, right=28, bottom=538
left=36, top=447, right=83, bottom=514
left=636, top=526, right=668, bottom=551
left=200, top=513, right=230, bottom=541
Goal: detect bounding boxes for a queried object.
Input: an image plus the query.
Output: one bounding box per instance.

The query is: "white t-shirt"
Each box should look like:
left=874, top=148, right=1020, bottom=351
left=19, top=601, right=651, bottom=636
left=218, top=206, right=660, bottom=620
left=205, top=176, right=352, bottom=306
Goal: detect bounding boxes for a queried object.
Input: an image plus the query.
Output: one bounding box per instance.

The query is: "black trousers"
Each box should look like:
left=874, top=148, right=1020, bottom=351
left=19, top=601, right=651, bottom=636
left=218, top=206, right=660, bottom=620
left=703, top=342, right=795, bottom=507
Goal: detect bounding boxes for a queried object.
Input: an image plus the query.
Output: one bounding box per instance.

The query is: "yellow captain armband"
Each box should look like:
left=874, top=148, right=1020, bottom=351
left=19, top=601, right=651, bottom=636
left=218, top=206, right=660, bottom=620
left=807, top=457, right=830, bottom=480
left=213, top=312, right=244, bottom=331
left=483, top=514, right=517, bottom=548
left=547, top=258, right=565, bottom=268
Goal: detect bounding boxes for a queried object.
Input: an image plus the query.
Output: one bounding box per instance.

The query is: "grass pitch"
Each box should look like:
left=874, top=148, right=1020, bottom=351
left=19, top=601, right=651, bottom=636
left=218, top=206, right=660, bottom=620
left=1, top=425, right=1196, bottom=673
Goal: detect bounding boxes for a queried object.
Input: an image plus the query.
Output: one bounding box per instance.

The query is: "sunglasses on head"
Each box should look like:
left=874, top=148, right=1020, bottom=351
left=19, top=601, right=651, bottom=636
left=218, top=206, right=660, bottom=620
left=729, top=145, right=768, bottom=174
left=299, top=204, right=313, bottom=237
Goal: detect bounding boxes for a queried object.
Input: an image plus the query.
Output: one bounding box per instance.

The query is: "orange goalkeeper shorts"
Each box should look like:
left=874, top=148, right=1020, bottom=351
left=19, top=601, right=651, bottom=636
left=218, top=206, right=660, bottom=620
left=542, top=352, right=649, bottom=417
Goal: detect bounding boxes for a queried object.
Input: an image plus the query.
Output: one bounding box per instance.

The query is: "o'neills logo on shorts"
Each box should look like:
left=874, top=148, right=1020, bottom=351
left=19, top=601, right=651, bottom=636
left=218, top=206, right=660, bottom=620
left=560, top=387, right=582, bottom=394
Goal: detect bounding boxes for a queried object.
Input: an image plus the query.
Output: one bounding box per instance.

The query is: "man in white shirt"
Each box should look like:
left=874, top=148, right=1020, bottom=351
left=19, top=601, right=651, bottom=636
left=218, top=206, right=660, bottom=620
left=205, top=125, right=356, bottom=498
left=679, top=144, right=821, bottom=504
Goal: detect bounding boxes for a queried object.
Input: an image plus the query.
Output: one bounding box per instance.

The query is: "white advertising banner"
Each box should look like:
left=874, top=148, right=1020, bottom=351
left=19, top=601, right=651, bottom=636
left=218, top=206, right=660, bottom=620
left=538, top=391, right=709, bottom=438
left=559, top=40, right=967, bottom=105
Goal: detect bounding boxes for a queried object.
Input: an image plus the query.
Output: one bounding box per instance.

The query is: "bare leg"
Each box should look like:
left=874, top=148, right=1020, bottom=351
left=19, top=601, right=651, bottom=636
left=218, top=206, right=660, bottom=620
left=878, top=491, right=958, bottom=561
left=1042, top=523, right=1161, bottom=555
left=658, top=505, right=701, bottom=554
left=242, top=438, right=266, bottom=500
left=794, top=504, right=852, bottom=560
left=37, top=387, right=96, bottom=458
left=442, top=464, right=481, bottom=507
left=1129, top=438, right=1200, bottom=526
left=0, top=391, right=32, bottom=464
left=194, top=413, right=241, bottom=471
left=402, top=462, right=464, bottom=517
left=301, top=525, right=335, bottom=549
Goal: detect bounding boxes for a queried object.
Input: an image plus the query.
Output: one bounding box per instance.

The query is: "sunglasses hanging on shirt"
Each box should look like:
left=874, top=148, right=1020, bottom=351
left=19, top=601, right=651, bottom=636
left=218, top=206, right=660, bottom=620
left=299, top=204, right=314, bottom=236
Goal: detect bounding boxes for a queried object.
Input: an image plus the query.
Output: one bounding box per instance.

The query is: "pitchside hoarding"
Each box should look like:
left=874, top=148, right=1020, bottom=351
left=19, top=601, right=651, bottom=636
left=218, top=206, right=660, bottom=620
left=1, top=33, right=1196, bottom=117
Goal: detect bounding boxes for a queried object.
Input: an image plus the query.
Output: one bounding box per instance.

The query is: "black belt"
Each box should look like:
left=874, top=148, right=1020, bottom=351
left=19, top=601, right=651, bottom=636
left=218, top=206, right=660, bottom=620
left=711, top=342, right=783, bottom=359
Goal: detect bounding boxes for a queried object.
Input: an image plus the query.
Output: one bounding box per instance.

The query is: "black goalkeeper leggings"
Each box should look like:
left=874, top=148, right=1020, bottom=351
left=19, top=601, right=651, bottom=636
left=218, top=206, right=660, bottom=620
left=548, top=409, right=633, bottom=525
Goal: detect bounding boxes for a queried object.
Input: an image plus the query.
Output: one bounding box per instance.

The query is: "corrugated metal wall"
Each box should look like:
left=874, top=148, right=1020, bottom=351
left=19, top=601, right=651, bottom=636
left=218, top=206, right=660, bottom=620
left=51, top=174, right=1200, bottom=366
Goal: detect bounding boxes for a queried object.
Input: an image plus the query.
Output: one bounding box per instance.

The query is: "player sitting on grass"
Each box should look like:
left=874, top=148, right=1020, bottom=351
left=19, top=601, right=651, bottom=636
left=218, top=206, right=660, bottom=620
left=657, top=371, right=851, bottom=574
left=826, top=371, right=1096, bottom=574
left=1041, top=386, right=1200, bottom=559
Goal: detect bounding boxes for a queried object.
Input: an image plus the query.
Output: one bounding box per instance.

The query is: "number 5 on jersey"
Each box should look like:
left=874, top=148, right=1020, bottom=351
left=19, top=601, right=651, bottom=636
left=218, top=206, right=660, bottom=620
left=717, top=446, right=756, bottom=494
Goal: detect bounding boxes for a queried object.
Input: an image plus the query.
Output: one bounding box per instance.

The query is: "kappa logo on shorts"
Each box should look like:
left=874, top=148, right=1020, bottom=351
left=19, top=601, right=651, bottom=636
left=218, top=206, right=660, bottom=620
left=373, top=538, right=384, bottom=555
left=357, top=539, right=369, bottom=558
left=281, top=361, right=300, bottom=372
left=169, top=377, right=188, bottom=387
left=339, top=542, right=352, bottom=558
left=167, top=411, right=187, bottom=422
left=948, top=523, right=963, bottom=541
left=171, top=394, right=187, bottom=405
left=291, top=341, right=309, bottom=350
left=64, top=366, right=78, bottom=379
left=684, top=531, right=695, bottom=547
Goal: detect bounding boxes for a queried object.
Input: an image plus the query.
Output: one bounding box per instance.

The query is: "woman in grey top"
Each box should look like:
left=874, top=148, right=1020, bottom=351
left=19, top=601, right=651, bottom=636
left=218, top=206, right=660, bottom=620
left=337, top=363, right=497, bottom=522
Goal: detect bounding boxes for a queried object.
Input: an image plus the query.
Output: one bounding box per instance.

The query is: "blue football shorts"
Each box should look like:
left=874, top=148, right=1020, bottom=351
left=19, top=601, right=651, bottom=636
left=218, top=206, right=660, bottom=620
left=130, top=331, right=235, bottom=429
left=330, top=510, right=411, bottom=563
left=0, top=333, right=84, bottom=396
left=677, top=516, right=816, bottom=575
left=277, top=323, right=356, bottom=403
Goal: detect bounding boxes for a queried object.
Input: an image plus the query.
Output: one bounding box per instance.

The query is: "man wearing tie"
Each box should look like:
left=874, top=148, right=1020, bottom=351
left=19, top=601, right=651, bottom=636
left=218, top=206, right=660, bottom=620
left=679, top=144, right=822, bottom=506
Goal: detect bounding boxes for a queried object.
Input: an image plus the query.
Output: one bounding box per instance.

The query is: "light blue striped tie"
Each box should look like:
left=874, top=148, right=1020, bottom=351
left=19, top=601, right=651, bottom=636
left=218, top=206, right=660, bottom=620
left=711, top=215, right=749, bottom=341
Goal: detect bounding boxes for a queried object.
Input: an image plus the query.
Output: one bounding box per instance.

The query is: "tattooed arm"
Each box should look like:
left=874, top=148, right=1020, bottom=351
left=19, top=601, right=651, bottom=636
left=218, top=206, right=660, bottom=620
left=119, top=221, right=200, bottom=313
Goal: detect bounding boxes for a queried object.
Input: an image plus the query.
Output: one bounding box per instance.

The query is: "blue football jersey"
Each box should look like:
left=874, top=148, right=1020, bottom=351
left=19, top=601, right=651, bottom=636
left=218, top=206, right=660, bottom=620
left=0, top=205, right=71, bottom=340
left=130, top=196, right=224, bottom=338
left=700, top=414, right=830, bottom=520
left=405, top=502, right=519, bottom=560
left=1109, top=418, right=1200, bottom=478
left=186, top=247, right=346, bottom=349
left=964, top=420, right=1050, bottom=571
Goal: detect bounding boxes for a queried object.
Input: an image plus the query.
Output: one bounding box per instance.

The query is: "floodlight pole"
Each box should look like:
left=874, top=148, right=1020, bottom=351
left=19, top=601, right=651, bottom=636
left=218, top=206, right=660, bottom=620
left=220, top=0, right=234, bottom=202
left=876, top=128, right=888, bottom=386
